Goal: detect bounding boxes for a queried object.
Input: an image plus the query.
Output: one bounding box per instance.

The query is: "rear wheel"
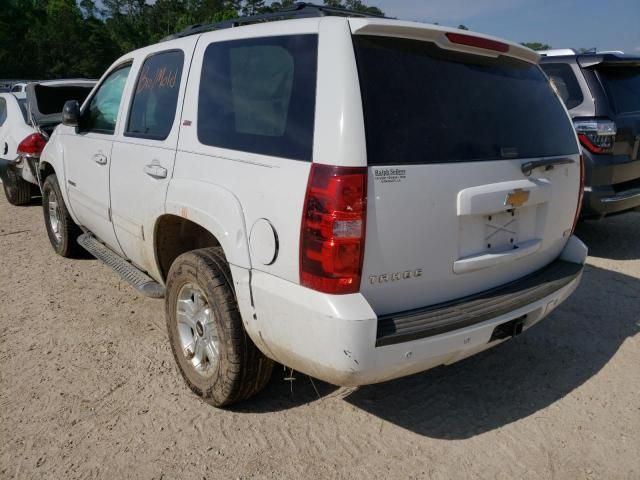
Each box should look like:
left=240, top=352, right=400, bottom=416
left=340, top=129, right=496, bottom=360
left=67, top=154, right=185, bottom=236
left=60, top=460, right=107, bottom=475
left=166, top=248, right=273, bottom=407
left=42, top=174, right=82, bottom=257
left=2, top=166, right=32, bottom=206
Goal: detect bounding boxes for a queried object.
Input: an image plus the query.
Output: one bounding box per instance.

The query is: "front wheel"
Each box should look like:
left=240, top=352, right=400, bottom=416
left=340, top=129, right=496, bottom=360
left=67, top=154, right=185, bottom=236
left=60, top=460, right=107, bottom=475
left=2, top=166, right=32, bottom=205
left=166, top=248, right=273, bottom=407
left=42, top=174, right=82, bottom=257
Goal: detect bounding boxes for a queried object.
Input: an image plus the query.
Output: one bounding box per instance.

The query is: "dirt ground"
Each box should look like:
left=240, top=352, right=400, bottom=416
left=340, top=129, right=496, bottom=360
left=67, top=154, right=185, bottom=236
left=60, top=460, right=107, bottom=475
left=0, top=194, right=638, bottom=480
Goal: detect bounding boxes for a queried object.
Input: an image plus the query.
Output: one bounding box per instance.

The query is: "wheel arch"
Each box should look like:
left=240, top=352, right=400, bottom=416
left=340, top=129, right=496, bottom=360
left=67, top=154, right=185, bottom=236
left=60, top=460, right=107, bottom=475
left=39, top=160, right=55, bottom=182
left=157, top=180, right=252, bottom=281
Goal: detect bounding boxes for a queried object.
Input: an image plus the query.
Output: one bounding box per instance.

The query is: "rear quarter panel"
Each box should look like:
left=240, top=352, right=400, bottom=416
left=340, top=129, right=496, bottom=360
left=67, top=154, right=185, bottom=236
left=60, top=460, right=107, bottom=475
left=174, top=22, right=314, bottom=274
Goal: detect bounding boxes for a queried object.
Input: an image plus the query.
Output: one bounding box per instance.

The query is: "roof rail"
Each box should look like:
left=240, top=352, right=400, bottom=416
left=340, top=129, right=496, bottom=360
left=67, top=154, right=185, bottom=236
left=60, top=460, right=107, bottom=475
left=164, top=2, right=385, bottom=41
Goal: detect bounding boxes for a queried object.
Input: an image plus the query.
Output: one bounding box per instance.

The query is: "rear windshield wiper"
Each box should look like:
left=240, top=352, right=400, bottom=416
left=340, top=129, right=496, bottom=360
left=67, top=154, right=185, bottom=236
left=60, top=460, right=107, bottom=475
left=521, top=158, right=575, bottom=176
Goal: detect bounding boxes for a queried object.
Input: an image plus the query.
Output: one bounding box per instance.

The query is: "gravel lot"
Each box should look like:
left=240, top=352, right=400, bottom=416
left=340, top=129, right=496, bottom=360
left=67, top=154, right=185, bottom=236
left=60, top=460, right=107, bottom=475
left=1, top=194, right=638, bottom=480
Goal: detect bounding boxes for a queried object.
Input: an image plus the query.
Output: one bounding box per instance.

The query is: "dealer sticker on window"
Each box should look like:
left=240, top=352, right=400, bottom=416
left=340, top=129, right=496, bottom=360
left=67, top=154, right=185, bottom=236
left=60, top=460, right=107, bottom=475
left=374, top=168, right=407, bottom=184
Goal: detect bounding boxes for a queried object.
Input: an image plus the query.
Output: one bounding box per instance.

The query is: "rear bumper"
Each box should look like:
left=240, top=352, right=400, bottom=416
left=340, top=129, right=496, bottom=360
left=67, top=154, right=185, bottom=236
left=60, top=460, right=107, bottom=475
left=376, top=259, right=582, bottom=347
left=581, top=149, right=640, bottom=217
left=248, top=236, right=587, bottom=387
left=0, top=157, right=38, bottom=186
left=583, top=187, right=640, bottom=217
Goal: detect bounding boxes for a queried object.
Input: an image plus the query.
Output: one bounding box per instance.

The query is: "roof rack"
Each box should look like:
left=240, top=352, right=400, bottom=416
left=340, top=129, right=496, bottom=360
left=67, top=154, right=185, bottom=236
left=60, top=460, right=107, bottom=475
left=164, top=2, right=385, bottom=40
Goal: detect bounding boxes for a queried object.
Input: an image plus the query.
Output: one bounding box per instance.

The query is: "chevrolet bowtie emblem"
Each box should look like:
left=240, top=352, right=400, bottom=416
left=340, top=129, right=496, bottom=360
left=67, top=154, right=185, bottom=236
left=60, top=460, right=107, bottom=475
left=505, top=189, right=530, bottom=208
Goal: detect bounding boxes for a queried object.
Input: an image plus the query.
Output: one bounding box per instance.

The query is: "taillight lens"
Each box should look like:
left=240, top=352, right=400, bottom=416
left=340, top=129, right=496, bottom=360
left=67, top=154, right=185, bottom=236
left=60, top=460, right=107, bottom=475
left=572, top=154, right=585, bottom=233
left=574, top=119, right=616, bottom=154
left=445, top=32, right=509, bottom=53
left=17, top=133, right=47, bottom=157
left=300, top=163, right=368, bottom=295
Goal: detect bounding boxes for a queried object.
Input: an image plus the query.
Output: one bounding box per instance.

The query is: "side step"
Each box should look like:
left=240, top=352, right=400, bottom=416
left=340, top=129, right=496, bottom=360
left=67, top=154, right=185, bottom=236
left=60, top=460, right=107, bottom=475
left=77, top=233, right=165, bottom=298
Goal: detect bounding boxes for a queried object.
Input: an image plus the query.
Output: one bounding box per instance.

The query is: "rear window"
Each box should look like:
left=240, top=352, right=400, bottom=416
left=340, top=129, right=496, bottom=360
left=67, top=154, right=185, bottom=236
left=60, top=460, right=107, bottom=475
left=34, top=85, right=94, bottom=115
left=198, top=35, right=318, bottom=161
left=597, top=67, right=640, bottom=114
left=541, top=63, right=584, bottom=109
left=354, top=36, right=578, bottom=165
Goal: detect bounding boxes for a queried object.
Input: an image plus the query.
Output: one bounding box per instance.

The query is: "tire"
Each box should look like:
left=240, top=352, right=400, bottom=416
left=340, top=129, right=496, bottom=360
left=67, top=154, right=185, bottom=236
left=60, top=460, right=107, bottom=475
left=2, top=165, right=32, bottom=205
left=166, top=248, right=273, bottom=407
left=42, top=174, right=82, bottom=258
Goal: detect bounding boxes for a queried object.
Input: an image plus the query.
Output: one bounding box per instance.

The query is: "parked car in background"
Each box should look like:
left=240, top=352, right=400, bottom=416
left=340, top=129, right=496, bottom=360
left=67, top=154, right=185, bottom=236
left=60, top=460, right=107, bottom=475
left=10, top=82, right=28, bottom=100
left=0, top=80, right=35, bottom=94
left=38, top=4, right=586, bottom=407
left=0, top=79, right=95, bottom=205
left=540, top=50, right=640, bottom=218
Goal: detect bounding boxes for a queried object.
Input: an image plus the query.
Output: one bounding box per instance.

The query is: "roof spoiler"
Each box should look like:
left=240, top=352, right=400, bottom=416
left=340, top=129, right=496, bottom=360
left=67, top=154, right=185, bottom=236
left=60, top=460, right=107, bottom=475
left=538, top=48, right=578, bottom=57
left=578, top=53, right=640, bottom=68
left=349, top=19, right=540, bottom=64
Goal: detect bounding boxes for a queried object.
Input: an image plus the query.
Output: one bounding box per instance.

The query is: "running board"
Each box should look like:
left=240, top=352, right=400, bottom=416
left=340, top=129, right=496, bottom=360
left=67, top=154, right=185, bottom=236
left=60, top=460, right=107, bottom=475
left=77, top=233, right=165, bottom=298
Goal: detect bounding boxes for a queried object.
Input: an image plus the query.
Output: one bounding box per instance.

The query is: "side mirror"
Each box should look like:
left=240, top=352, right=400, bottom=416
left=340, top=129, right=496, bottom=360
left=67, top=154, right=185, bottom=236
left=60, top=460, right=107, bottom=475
left=62, top=100, right=80, bottom=127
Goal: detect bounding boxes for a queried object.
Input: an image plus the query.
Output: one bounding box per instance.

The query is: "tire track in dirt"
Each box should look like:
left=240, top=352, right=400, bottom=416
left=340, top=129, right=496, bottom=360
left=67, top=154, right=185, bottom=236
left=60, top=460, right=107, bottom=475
left=1, top=198, right=639, bottom=480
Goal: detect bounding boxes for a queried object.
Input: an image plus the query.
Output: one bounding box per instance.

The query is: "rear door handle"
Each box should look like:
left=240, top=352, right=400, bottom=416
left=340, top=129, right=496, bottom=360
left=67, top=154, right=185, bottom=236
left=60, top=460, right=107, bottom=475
left=143, top=163, right=168, bottom=179
left=93, top=153, right=108, bottom=165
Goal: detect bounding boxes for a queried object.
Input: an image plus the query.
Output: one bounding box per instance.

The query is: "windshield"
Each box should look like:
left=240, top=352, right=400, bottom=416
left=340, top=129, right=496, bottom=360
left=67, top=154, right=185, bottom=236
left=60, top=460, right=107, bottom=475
left=353, top=35, right=579, bottom=165
left=597, top=67, right=640, bottom=114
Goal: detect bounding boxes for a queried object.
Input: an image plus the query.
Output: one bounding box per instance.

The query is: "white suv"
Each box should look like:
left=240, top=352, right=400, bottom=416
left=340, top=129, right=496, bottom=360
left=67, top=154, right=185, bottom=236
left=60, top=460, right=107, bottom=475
left=38, top=4, right=587, bottom=406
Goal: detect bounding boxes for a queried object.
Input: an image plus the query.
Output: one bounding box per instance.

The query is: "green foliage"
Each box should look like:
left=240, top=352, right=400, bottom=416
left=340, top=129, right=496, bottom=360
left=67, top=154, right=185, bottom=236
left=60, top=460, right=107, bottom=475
left=521, top=42, right=552, bottom=51
left=323, top=0, right=384, bottom=16
left=0, top=0, right=383, bottom=79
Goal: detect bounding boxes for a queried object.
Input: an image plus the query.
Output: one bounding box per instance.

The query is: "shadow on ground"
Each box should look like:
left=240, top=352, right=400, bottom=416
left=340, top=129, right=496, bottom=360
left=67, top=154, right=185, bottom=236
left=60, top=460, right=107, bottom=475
left=576, top=212, right=640, bottom=260
left=240, top=219, right=639, bottom=439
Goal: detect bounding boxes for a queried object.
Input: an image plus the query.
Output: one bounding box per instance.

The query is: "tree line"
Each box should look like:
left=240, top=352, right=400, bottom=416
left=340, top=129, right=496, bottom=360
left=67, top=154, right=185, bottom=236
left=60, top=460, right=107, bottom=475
left=0, top=0, right=383, bottom=79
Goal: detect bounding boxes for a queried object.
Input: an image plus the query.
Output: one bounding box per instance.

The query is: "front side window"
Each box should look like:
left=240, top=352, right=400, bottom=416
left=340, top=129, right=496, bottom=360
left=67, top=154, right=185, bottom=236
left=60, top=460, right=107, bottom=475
left=126, top=50, right=184, bottom=140
left=81, top=64, right=132, bottom=134
left=198, top=35, right=318, bottom=161
left=541, top=63, right=584, bottom=110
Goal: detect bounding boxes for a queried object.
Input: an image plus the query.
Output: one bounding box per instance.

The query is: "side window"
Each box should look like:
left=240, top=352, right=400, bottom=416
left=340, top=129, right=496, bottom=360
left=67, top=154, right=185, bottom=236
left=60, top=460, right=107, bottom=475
left=198, top=35, right=318, bottom=161
left=126, top=50, right=184, bottom=140
left=11, top=85, right=21, bottom=93
left=0, top=98, right=7, bottom=126
left=541, top=63, right=584, bottom=110
left=81, top=64, right=132, bottom=134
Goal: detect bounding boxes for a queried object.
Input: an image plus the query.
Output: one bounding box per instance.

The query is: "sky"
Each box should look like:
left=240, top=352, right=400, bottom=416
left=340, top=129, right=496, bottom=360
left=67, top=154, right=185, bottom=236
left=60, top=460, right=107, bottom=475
left=372, top=0, right=640, bottom=53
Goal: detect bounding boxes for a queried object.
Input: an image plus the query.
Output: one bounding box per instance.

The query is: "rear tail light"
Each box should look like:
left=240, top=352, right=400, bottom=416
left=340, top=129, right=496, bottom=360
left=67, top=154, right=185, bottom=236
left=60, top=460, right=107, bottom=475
left=572, top=154, right=585, bottom=233
left=17, top=133, right=47, bottom=158
left=300, top=163, right=368, bottom=295
left=574, top=119, right=616, bottom=154
left=445, top=32, right=509, bottom=53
